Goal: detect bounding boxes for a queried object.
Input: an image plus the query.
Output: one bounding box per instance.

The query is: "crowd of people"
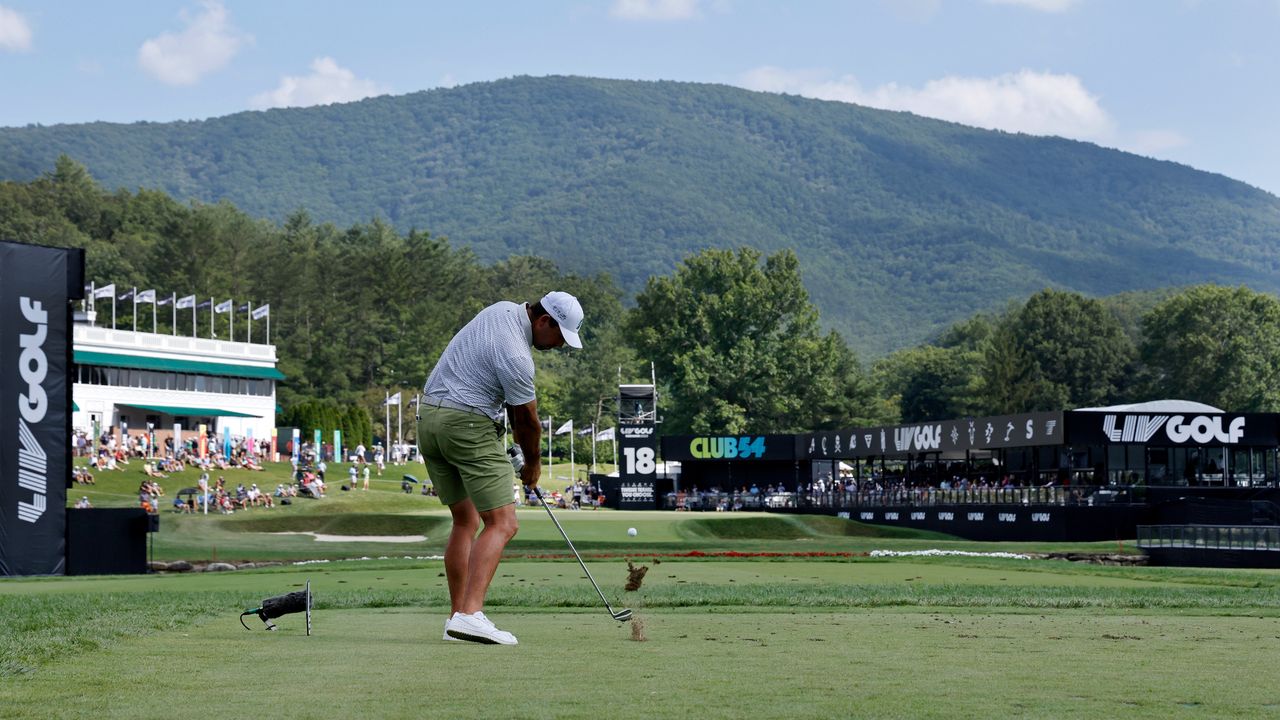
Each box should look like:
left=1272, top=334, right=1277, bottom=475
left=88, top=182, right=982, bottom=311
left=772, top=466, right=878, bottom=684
left=71, top=427, right=444, bottom=514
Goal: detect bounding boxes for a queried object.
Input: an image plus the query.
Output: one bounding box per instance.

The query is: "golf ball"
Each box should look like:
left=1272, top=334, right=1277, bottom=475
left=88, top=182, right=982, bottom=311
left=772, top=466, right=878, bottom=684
left=627, top=527, right=638, bottom=537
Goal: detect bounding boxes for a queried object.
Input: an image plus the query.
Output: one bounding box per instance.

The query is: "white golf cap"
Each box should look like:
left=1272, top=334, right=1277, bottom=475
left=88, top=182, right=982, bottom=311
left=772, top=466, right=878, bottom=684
left=541, top=291, right=584, bottom=348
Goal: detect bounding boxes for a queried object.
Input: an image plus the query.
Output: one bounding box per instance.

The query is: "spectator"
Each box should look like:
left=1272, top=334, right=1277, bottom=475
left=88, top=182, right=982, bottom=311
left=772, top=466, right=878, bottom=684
left=74, top=496, right=92, bottom=509
left=362, top=464, right=371, bottom=491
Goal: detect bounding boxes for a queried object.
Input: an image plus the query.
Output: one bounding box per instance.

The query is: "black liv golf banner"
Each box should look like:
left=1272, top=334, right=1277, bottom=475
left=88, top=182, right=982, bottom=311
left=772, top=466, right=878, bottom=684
left=618, top=423, right=658, bottom=482
left=1, top=241, right=82, bottom=576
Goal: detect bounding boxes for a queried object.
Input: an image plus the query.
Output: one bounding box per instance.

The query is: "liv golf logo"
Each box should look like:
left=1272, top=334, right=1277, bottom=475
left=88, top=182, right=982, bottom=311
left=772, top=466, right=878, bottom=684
left=1102, top=414, right=1246, bottom=445
left=16, top=297, right=50, bottom=523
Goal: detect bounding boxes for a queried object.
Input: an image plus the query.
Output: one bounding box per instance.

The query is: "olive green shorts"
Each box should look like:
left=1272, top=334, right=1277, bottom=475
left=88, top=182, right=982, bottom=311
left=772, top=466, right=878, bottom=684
left=417, top=406, right=515, bottom=512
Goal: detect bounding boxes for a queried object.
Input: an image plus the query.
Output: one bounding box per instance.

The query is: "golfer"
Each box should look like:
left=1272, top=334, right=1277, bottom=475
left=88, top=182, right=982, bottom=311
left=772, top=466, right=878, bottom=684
left=418, top=291, right=583, bottom=645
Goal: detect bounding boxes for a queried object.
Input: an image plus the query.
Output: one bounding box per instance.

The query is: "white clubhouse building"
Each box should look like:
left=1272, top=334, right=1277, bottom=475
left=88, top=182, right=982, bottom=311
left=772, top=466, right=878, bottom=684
left=72, top=311, right=281, bottom=447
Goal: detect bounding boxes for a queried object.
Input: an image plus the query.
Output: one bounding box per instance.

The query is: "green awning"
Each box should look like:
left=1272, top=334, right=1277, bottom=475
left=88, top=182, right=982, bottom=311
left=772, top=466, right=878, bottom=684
left=120, top=403, right=262, bottom=418
left=74, top=350, right=285, bottom=380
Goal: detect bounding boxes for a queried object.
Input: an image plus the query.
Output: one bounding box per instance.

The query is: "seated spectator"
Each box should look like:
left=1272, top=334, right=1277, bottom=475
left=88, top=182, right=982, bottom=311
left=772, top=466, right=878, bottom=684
left=74, top=496, right=92, bottom=509
left=235, top=484, right=250, bottom=509
left=172, top=496, right=188, bottom=513
left=144, top=462, right=167, bottom=479
left=139, top=488, right=155, bottom=514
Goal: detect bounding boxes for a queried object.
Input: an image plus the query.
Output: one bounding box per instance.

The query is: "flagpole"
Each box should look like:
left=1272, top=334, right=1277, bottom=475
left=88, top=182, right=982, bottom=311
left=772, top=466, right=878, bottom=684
left=152, top=297, right=157, bottom=334
left=548, top=415, right=553, bottom=485
left=248, top=301, right=253, bottom=344
left=209, top=298, right=214, bottom=339
left=570, top=420, right=575, bottom=487
left=229, top=300, right=234, bottom=341
left=132, top=287, right=137, bottom=332
left=397, top=395, right=402, bottom=458
left=385, top=391, right=391, bottom=459
left=171, top=293, right=177, bottom=336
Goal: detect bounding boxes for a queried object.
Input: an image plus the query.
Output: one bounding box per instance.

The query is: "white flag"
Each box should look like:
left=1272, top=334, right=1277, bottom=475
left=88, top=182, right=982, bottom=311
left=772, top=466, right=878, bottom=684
left=117, top=288, right=135, bottom=301
left=214, top=299, right=233, bottom=313
left=386, top=392, right=402, bottom=405
left=136, top=289, right=157, bottom=303
left=175, top=294, right=196, bottom=309
left=157, top=293, right=174, bottom=307
left=555, top=419, right=574, bottom=435
left=577, top=424, right=595, bottom=436
left=251, top=303, right=270, bottom=320
left=594, top=427, right=615, bottom=442
left=93, top=283, right=116, bottom=299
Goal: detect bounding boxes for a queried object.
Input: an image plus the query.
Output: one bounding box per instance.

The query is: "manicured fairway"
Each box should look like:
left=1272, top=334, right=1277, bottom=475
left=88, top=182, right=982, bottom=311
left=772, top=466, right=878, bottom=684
left=3, top=606, right=1279, bottom=720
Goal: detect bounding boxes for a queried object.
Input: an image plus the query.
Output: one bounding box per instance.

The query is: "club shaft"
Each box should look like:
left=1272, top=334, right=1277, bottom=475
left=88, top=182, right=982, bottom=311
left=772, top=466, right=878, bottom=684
left=533, top=487, right=617, bottom=614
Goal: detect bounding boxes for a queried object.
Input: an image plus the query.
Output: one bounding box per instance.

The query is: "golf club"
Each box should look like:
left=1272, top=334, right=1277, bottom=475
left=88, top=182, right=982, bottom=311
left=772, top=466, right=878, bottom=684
left=532, top=485, right=632, bottom=623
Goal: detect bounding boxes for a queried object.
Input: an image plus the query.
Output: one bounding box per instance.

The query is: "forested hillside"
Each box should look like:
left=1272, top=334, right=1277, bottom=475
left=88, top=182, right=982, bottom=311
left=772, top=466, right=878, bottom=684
left=3, top=76, right=1279, bottom=355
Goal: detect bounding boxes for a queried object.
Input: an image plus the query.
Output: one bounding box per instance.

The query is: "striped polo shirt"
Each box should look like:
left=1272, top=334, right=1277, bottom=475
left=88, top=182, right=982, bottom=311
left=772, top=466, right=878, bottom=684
left=422, top=301, right=536, bottom=420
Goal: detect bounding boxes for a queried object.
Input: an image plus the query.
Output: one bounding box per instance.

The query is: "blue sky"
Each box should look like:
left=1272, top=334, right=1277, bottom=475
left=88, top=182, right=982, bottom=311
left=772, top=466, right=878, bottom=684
left=2, top=0, right=1278, bottom=195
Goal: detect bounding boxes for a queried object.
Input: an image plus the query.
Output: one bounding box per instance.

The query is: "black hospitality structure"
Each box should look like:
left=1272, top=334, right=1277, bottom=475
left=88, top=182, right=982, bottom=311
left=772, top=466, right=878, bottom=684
left=659, top=403, right=1280, bottom=545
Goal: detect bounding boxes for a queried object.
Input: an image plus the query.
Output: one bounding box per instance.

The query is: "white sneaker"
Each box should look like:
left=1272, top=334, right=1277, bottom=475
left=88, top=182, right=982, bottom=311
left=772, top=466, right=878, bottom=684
left=443, top=614, right=463, bottom=641
left=446, top=611, right=518, bottom=645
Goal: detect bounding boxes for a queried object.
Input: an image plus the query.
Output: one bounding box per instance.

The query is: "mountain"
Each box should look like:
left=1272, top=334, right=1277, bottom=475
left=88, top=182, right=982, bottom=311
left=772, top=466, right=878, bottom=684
left=3, top=75, right=1278, bottom=357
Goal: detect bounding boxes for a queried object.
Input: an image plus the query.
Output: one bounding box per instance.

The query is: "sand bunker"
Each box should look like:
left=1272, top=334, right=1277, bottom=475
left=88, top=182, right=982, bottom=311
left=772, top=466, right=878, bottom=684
left=271, top=531, right=426, bottom=543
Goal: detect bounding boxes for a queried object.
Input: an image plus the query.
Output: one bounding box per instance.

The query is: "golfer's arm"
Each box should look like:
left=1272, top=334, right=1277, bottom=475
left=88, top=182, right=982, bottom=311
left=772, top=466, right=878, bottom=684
left=507, top=400, right=542, bottom=468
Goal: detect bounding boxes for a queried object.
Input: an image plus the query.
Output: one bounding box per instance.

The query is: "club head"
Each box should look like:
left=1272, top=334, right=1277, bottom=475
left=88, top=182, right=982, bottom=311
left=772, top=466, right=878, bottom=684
left=612, top=608, right=633, bottom=623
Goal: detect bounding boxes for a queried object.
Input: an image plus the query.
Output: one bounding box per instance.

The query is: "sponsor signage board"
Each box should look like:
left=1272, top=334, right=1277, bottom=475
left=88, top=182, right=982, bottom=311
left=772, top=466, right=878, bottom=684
left=661, top=434, right=798, bottom=462
left=1, top=241, right=83, bottom=576
left=618, top=423, right=658, bottom=482
left=1064, top=411, right=1278, bottom=447
left=800, top=412, right=1064, bottom=459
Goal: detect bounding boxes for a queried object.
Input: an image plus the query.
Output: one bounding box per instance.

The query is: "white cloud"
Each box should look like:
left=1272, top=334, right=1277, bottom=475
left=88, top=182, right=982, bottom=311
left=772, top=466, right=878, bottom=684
left=137, top=1, right=250, bottom=86
left=0, top=5, right=33, bottom=52
left=611, top=0, right=701, bottom=21
left=984, top=0, right=1078, bottom=12
left=250, top=57, right=389, bottom=110
left=738, top=66, right=1115, bottom=141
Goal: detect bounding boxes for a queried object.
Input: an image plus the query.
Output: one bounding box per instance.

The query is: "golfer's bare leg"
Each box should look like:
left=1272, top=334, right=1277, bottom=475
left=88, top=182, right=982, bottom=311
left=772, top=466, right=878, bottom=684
left=444, top=499, right=481, bottom=615
left=460, top=502, right=518, bottom=614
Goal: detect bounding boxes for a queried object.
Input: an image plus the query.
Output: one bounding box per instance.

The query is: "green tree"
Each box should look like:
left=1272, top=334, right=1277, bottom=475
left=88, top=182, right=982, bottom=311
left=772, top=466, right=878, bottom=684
left=628, top=247, right=875, bottom=434
left=875, top=345, right=983, bottom=423
left=1139, top=285, right=1280, bottom=411
left=981, top=289, right=1132, bottom=413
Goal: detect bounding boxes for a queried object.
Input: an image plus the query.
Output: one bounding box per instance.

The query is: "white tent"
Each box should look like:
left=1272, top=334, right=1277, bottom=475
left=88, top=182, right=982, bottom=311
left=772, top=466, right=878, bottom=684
left=1075, top=399, right=1224, bottom=413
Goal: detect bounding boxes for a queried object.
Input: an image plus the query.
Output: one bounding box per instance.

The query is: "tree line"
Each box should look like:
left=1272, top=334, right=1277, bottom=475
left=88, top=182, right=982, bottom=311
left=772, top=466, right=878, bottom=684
left=5, top=158, right=1279, bottom=453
